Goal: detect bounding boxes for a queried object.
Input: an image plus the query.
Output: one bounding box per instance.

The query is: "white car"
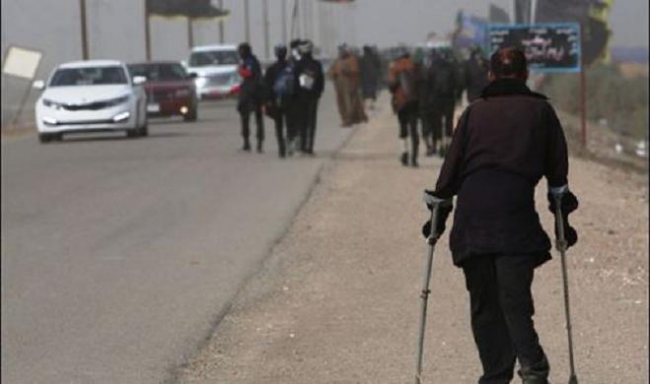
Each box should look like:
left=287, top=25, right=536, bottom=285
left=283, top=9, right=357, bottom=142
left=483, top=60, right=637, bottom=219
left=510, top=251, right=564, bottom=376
left=34, top=60, right=148, bottom=143
left=185, top=45, right=241, bottom=100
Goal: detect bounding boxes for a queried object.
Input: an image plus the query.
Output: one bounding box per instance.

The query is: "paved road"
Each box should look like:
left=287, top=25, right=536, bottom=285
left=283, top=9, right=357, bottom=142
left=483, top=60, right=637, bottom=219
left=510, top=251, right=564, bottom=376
left=1, top=89, right=352, bottom=384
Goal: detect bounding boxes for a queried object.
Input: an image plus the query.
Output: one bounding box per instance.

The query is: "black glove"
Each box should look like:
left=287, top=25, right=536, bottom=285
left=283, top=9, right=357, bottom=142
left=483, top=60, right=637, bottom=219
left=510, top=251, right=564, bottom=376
left=547, top=190, right=579, bottom=249
left=421, top=201, right=453, bottom=243
left=547, top=190, right=579, bottom=214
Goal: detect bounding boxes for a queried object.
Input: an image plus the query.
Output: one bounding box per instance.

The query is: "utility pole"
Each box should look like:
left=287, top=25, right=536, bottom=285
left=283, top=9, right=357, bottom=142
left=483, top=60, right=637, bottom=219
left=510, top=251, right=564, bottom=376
left=244, top=0, right=250, bottom=42
left=79, top=0, right=89, bottom=59
left=187, top=17, right=194, bottom=49
left=263, top=0, right=270, bottom=59
left=218, top=0, right=225, bottom=43
left=282, top=0, right=287, bottom=45
left=144, top=0, right=151, bottom=60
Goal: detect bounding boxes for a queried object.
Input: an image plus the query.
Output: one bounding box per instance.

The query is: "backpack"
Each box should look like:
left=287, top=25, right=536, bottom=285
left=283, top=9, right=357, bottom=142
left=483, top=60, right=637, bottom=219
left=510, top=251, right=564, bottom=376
left=273, top=65, right=295, bottom=98
left=434, top=62, right=455, bottom=96
left=398, top=69, right=416, bottom=100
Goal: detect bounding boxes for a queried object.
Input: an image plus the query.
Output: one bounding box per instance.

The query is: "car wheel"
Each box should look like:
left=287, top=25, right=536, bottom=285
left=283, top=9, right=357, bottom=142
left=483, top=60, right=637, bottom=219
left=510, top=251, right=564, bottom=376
left=183, top=108, right=198, bottom=122
left=38, top=133, right=52, bottom=143
left=138, top=122, right=149, bottom=137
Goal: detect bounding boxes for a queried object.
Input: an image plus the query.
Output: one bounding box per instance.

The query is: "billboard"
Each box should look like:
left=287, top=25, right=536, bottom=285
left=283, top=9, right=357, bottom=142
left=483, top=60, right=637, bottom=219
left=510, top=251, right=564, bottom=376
left=488, top=23, right=581, bottom=73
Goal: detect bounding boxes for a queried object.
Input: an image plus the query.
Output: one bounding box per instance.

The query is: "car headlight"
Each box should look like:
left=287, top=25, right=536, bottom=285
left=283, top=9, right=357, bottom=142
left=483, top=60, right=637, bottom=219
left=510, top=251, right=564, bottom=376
left=106, top=95, right=130, bottom=107
left=195, top=77, right=208, bottom=88
left=42, top=99, right=63, bottom=109
left=175, top=88, right=192, bottom=97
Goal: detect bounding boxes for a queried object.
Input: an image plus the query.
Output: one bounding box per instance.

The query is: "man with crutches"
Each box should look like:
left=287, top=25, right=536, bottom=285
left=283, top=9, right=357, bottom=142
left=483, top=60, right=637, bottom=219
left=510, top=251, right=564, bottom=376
left=417, top=47, right=579, bottom=384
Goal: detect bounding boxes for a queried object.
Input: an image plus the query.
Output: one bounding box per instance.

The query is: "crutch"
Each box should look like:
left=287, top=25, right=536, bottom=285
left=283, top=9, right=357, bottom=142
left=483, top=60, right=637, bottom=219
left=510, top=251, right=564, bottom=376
left=553, top=192, right=579, bottom=384
left=415, top=192, right=443, bottom=384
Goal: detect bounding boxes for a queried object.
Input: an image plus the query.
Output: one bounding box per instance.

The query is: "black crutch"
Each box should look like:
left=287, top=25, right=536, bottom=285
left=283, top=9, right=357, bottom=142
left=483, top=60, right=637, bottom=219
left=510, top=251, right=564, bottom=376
left=415, top=191, right=443, bottom=384
left=553, top=191, right=579, bottom=384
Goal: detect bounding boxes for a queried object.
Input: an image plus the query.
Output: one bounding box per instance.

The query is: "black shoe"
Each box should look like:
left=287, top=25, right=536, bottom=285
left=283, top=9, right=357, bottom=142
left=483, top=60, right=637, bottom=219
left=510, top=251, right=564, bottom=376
left=411, top=159, right=419, bottom=168
left=400, top=152, right=408, bottom=166
left=257, top=142, right=263, bottom=153
left=242, top=142, right=251, bottom=151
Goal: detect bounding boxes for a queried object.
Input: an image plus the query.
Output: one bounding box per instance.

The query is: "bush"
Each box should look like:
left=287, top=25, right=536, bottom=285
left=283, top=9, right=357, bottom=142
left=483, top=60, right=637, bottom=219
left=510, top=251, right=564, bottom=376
left=540, top=63, right=648, bottom=140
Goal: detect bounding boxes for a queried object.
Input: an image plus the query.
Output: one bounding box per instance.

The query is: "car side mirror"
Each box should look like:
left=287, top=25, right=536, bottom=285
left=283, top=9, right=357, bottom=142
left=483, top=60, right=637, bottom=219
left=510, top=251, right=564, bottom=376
left=187, top=72, right=197, bottom=79
left=133, top=76, right=147, bottom=85
left=33, top=80, right=45, bottom=90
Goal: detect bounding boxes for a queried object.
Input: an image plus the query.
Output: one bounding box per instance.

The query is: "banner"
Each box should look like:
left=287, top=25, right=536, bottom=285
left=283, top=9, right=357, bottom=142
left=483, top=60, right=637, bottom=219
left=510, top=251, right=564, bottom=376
left=489, top=3, right=510, bottom=24
left=452, top=11, right=488, bottom=50
left=535, top=0, right=612, bottom=65
left=147, top=0, right=229, bottom=19
left=489, top=23, right=582, bottom=73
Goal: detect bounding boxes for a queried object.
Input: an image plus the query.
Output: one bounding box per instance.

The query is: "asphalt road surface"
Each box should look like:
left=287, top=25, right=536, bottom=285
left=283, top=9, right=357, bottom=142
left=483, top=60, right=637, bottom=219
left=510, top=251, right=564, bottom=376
left=1, top=88, right=353, bottom=384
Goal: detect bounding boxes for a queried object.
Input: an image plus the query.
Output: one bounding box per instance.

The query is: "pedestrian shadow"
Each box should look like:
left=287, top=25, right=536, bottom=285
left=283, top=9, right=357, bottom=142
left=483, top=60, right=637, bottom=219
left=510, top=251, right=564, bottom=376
left=333, top=151, right=402, bottom=163
left=57, top=131, right=189, bottom=143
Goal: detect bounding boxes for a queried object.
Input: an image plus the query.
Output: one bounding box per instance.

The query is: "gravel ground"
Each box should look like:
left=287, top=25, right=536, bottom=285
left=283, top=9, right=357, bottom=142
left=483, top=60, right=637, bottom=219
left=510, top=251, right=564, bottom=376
left=176, top=96, right=648, bottom=384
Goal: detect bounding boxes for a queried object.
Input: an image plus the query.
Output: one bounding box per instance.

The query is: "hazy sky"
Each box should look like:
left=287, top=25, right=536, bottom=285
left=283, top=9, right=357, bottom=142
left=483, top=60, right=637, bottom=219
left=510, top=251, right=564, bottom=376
left=345, top=0, right=648, bottom=48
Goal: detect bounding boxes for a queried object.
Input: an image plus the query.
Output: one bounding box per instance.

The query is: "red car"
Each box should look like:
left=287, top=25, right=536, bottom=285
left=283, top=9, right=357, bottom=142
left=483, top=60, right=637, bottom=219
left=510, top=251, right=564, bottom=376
left=128, top=61, right=198, bottom=122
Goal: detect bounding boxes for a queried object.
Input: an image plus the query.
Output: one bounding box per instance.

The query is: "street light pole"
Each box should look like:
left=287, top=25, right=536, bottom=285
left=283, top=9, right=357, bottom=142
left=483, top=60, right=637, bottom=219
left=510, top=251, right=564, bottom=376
left=187, top=17, right=194, bottom=49
left=79, top=0, right=89, bottom=60
left=144, top=0, right=151, bottom=60
left=282, top=0, right=287, bottom=45
left=218, top=0, right=225, bottom=44
left=263, top=0, right=270, bottom=59
left=244, top=0, right=250, bottom=43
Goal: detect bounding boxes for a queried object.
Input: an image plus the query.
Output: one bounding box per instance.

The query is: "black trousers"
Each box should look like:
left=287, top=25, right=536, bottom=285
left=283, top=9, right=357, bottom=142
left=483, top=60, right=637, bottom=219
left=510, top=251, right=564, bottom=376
left=271, top=111, right=286, bottom=157
left=462, top=254, right=549, bottom=384
left=300, top=98, right=319, bottom=153
left=431, top=97, right=455, bottom=139
left=397, top=104, right=419, bottom=161
left=239, top=104, right=265, bottom=144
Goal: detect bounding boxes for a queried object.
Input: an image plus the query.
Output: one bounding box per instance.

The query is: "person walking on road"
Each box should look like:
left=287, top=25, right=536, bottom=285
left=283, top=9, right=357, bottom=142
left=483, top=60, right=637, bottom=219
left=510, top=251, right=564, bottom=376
left=423, top=47, right=579, bottom=384
left=236, top=43, right=265, bottom=153
left=360, top=45, right=381, bottom=111
left=295, top=40, right=325, bottom=155
left=329, top=45, right=367, bottom=127
left=427, top=48, right=459, bottom=157
left=464, top=46, right=490, bottom=104
left=388, top=48, right=420, bottom=167
left=263, top=44, right=293, bottom=158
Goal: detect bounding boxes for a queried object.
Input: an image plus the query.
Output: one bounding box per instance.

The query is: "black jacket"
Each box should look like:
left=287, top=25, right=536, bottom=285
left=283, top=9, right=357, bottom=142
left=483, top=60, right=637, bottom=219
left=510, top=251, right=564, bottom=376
left=295, top=55, right=324, bottom=100
left=238, top=54, right=263, bottom=109
left=433, top=78, right=569, bottom=267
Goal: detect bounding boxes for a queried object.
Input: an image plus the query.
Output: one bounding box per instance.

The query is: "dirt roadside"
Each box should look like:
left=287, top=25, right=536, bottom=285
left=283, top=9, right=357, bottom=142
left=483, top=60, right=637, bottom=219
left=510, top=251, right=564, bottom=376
left=177, top=95, right=649, bottom=384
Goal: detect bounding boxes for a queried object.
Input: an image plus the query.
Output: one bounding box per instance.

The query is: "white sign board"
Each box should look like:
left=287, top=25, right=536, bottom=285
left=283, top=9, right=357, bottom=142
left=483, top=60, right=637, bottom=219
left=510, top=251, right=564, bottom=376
left=2, top=46, right=43, bottom=80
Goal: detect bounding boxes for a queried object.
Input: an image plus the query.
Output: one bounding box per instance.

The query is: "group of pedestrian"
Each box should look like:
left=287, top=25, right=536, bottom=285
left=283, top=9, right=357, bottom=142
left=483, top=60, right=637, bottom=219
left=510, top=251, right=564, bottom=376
left=387, top=45, right=489, bottom=167
left=235, top=40, right=324, bottom=158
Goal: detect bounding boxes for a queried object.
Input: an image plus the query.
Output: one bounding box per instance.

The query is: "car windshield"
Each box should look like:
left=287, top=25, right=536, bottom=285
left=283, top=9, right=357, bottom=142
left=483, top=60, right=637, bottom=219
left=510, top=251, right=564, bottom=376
left=189, top=50, right=239, bottom=67
left=128, top=63, right=188, bottom=81
left=49, top=66, right=128, bottom=87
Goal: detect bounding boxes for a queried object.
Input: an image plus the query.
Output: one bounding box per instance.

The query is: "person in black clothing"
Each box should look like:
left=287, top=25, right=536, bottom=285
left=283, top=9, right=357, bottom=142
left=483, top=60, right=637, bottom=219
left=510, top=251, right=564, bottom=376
left=284, top=39, right=303, bottom=156
left=295, top=40, right=325, bottom=155
left=263, top=44, right=292, bottom=158
left=429, top=49, right=459, bottom=157
left=237, top=42, right=265, bottom=152
left=464, top=46, right=490, bottom=103
left=360, top=45, right=381, bottom=111
left=423, top=47, right=579, bottom=384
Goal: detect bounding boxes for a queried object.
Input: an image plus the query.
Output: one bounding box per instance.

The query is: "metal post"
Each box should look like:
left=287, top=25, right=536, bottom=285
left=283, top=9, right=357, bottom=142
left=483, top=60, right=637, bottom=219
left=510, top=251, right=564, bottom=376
left=263, top=0, right=270, bottom=59
left=531, top=0, right=538, bottom=24
left=282, top=0, right=288, bottom=45
left=144, top=0, right=151, bottom=60
left=79, top=0, right=89, bottom=60
left=218, top=0, right=225, bottom=44
left=187, top=17, right=194, bottom=49
left=511, top=0, right=516, bottom=24
left=244, top=0, right=250, bottom=42
left=580, top=24, right=587, bottom=147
